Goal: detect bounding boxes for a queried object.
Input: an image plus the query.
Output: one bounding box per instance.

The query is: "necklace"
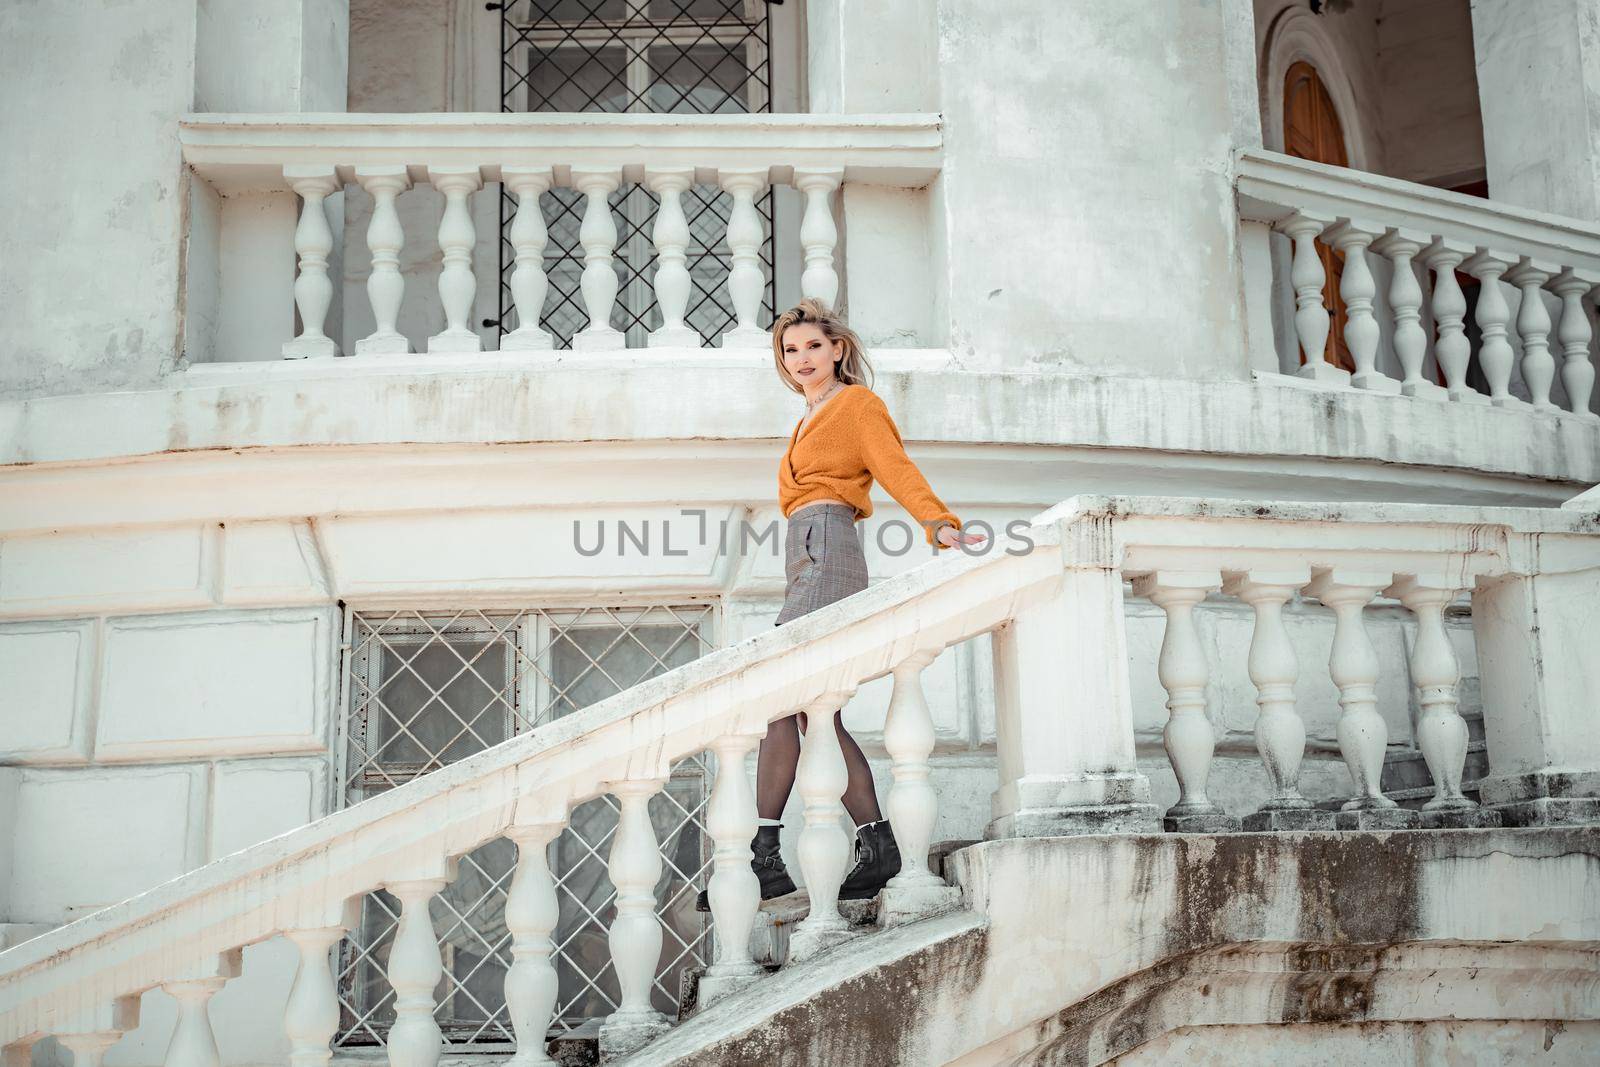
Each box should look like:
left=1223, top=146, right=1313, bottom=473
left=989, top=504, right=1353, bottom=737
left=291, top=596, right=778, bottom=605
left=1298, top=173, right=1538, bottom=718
left=806, top=379, right=843, bottom=412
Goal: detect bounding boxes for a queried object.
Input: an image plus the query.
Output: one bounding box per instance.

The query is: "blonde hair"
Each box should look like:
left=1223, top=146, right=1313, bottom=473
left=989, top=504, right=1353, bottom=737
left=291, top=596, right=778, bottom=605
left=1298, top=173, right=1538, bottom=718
left=771, top=299, right=875, bottom=394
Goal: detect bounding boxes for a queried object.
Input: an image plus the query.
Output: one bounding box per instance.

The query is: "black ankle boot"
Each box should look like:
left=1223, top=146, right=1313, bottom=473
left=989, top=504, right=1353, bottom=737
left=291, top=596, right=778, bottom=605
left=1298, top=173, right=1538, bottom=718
left=695, top=824, right=797, bottom=912
left=838, top=820, right=901, bottom=901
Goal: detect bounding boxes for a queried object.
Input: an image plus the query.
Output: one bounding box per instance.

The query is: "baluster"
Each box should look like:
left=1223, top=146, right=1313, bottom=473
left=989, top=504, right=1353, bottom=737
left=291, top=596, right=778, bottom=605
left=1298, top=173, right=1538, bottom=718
left=1506, top=260, right=1558, bottom=412
left=161, top=977, right=226, bottom=1067
left=719, top=168, right=770, bottom=348
left=1328, top=220, right=1399, bottom=393
left=57, top=1034, right=121, bottom=1067
left=1223, top=570, right=1333, bottom=831
left=794, top=168, right=843, bottom=309
left=1373, top=230, right=1444, bottom=399
left=1464, top=250, right=1523, bottom=407
left=645, top=167, right=700, bottom=348
left=426, top=167, right=484, bottom=353
left=285, top=926, right=346, bottom=1067
left=504, top=823, right=561, bottom=1067
left=599, top=778, right=670, bottom=1058
left=1133, top=571, right=1237, bottom=833
left=700, top=733, right=764, bottom=1005
left=1423, top=239, right=1486, bottom=404
left=788, top=692, right=855, bottom=963
left=1551, top=270, right=1599, bottom=419
left=1280, top=211, right=1345, bottom=384
left=1387, top=578, right=1502, bottom=829
left=282, top=166, right=342, bottom=359
left=354, top=166, right=413, bottom=355
left=385, top=878, right=448, bottom=1067
left=501, top=168, right=555, bottom=352
left=571, top=167, right=624, bottom=351
left=1305, top=571, right=1419, bottom=830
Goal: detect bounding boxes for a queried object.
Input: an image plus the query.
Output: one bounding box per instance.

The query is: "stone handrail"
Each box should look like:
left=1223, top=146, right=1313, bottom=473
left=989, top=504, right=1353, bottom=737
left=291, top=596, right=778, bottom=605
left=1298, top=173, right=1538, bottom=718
left=3, top=495, right=1597, bottom=1063
left=178, top=112, right=942, bottom=359
left=1236, top=148, right=1600, bottom=418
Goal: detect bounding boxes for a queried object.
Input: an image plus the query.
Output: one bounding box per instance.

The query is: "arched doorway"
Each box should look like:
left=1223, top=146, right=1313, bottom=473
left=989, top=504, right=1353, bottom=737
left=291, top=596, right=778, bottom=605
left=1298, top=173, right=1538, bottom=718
left=1282, top=59, right=1353, bottom=372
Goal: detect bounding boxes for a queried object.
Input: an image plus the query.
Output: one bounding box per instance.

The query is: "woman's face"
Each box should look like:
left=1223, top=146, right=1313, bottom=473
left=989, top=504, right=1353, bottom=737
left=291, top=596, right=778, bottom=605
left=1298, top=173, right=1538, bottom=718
left=781, top=323, right=843, bottom=388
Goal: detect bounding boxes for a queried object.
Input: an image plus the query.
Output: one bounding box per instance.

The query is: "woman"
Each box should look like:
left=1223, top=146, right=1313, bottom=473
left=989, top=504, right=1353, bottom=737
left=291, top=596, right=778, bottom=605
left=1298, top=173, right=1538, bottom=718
left=699, top=299, right=985, bottom=912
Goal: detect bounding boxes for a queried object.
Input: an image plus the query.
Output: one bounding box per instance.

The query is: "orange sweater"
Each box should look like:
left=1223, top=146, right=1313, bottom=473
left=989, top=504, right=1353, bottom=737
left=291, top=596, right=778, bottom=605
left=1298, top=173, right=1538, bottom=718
left=778, top=384, right=961, bottom=548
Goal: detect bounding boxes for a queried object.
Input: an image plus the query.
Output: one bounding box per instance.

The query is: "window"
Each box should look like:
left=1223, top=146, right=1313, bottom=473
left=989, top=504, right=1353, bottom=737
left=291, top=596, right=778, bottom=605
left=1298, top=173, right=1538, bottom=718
left=335, top=604, right=717, bottom=1048
left=497, top=0, right=779, bottom=347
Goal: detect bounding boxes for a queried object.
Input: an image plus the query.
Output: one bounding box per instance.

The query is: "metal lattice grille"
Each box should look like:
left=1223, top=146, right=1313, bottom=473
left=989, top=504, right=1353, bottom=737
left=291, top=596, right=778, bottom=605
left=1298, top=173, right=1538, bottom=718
left=498, top=0, right=777, bottom=348
left=335, top=605, right=717, bottom=1047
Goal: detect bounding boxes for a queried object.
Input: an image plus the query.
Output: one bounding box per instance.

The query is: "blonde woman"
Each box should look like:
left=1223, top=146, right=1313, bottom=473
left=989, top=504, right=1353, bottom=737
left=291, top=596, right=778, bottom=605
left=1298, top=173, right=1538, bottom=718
left=698, top=299, right=985, bottom=911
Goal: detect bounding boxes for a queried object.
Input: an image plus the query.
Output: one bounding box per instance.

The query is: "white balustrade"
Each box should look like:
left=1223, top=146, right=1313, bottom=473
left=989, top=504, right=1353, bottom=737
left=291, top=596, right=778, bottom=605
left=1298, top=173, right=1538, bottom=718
left=285, top=926, right=346, bottom=1067
left=1372, top=229, right=1445, bottom=399
left=282, top=166, right=341, bottom=359
left=795, top=167, right=843, bottom=308
left=1239, top=149, right=1600, bottom=416
left=882, top=650, right=943, bottom=887
left=502, top=167, right=555, bottom=352
left=504, top=824, right=561, bottom=1067
left=789, top=693, right=855, bottom=962
left=1305, top=571, right=1417, bottom=830
left=426, top=167, right=484, bottom=354
left=385, top=878, right=448, bottom=1067
left=1464, top=250, right=1521, bottom=407
left=354, top=166, right=412, bottom=356
left=161, top=977, right=226, bottom=1067
left=56, top=1033, right=121, bottom=1067
left=719, top=169, right=770, bottom=349
left=1134, top=571, right=1235, bottom=833
left=645, top=167, right=700, bottom=348
left=1328, top=219, right=1398, bottom=393
left=1552, top=270, right=1600, bottom=419
left=572, top=167, right=624, bottom=351
left=700, top=733, right=764, bottom=1005
left=600, top=778, right=670, bottom=1057
left=1281, top=211, right=1341, bottom=384
left=1223, top=569, right=1332, bottom=831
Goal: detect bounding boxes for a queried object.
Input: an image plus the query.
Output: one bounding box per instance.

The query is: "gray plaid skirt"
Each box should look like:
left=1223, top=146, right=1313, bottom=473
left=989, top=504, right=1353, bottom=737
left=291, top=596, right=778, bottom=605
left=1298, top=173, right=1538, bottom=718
left=774, top=503, right=871, bottom=626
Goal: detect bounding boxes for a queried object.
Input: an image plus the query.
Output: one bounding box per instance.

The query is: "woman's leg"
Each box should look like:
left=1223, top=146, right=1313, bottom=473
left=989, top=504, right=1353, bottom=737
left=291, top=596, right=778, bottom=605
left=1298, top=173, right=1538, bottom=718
left=770, top=709, right=882, bottom=826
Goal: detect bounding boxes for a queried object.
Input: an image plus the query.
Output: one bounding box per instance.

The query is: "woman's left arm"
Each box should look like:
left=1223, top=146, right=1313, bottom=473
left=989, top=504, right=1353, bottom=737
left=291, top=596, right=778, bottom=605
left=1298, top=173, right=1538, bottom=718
left=856, top=392, right=965, bottom=549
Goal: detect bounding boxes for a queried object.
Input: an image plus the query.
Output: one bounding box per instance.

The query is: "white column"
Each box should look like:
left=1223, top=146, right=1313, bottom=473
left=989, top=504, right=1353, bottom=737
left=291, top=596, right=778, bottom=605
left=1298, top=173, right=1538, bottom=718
left=598, top=778, right=670, bottom=1058
left=385, top=878, right=448, bottom=1067
left=1423, top=239, right=1487, bottom=404
left=571, top=167, right=625, bottom=351
left=1464, top=250, right=1523, bottom=407
left=1281, top=211, right=1346, bottom=385
left=56, top=1034, right=121, bottom=1067
left=794, top=168, right=843, bottom=308
left=1551, top=270, right=1599, bottom=419
left=1306, top=571, right=1418, bottom=830
left=161, top=978, right=226, bottom=1067
left=644, top=167, right=700, bottom=348
left=989, top=556, right=1157, bottom=838
left=788, top=693, right=856, bottom=963
left=1327, top=219, right=1398, bottom=393
left=718, top=168, right=770, bottom=349
left=501, top=167, right=555, bottom=352
left=504, top=823, right=562, bottom=1067
left=1390, top=577, right=1501, bottom=828
left=426, top=167, right=484, bottom=353
left=699, top=732, right=764, bottom=1005
left=282, top=166, right=341, bottom=359
left=285, top=926, right=345, bottom=1067
left=1506, top=260, right=1558, bottom=411
left=1223, top=569, right=1332, bottom=831
left=1133, top=571, right=1236, bottom=832
left=354, top=166, right=412, bottom=356
left=1373, top=229, right=1445, bottom=399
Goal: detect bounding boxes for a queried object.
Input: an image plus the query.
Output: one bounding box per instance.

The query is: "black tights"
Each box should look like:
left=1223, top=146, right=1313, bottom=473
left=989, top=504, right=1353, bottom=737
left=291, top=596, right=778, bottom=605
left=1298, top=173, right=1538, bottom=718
left=755, top=711, right=882, bottom=825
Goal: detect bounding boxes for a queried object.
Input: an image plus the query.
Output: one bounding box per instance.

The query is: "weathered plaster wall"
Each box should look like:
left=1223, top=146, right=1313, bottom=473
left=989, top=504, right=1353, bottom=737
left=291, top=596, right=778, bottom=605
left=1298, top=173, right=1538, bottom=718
left=934, top=0, right=1247, bottom=378
left=0, top=1, right=199, bottom=400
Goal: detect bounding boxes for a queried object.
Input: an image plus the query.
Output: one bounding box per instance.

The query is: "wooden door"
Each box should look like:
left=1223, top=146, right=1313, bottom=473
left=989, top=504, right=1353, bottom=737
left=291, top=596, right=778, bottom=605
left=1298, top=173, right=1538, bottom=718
left=1283, top=60, right=1353, bottom=372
